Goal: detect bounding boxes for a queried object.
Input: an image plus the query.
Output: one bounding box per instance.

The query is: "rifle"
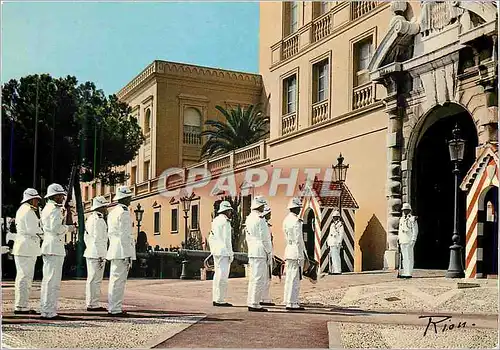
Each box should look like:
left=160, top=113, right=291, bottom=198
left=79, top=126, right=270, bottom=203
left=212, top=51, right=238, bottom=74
left=64, top=165, right=78, bottom=231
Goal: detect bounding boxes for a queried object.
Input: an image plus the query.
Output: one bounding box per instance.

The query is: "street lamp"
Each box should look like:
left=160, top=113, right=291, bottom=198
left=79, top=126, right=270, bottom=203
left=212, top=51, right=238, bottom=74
left=134, top=203, right=144, bottom=238
left=446, top=124, right=466, bottom=278
left=332, top=153, right=349, bottom=212
left=180, top=194, right=194, bottom=247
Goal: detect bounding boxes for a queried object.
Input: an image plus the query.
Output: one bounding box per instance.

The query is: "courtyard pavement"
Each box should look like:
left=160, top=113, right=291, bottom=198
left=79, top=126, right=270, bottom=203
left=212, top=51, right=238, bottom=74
left=2, top=269, right=498, bottom=348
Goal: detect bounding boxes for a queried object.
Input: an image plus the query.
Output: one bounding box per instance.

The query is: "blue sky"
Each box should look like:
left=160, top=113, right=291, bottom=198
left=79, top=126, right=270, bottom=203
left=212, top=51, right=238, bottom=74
left=2, top=1, right=259, bottom=95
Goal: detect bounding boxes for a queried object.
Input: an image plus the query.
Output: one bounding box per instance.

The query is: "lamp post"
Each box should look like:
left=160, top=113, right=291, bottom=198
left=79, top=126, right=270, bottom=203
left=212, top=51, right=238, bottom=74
left=180, top=194, right=193, bottom=247
left=134, top=203, right=144, bottom=238
left=332, top=153, right=349, bottom=214
left=446, top=124, right=466, bottom=278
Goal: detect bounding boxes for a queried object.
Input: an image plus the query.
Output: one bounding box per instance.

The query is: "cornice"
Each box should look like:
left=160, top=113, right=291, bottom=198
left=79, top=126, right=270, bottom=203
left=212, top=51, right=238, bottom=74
left=117, top=60, right=262, bottom=100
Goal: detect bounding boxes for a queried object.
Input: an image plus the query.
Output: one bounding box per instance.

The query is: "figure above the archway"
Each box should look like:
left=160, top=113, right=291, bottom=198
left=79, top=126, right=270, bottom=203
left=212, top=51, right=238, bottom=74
left=398, top=203, right=419, bottom=278
left=419, top=1, right=464, bottom=37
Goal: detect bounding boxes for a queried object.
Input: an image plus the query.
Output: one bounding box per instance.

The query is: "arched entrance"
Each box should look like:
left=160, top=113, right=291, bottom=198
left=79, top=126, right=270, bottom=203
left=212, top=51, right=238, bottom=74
left=302, top=209, right=316, bottom=259
left=481, top=186, right=498, bottom=277
left=410, top=104, right=478, bottom=269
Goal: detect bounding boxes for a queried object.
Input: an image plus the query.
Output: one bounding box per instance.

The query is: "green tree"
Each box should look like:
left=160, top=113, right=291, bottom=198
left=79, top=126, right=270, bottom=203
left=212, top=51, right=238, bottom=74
left=2, top=74, right=144, bottom=275
left=200, top=104, right=269, bottom=160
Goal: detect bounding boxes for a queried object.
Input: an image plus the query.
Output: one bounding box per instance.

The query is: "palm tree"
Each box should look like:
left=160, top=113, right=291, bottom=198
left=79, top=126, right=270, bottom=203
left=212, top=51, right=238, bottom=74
left=200, top=104, right=270, bottom=160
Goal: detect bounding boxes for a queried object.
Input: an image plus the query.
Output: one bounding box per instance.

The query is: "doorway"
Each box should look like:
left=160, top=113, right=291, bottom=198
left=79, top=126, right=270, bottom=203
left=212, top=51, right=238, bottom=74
left=411, top=105, right=478, bottom=269
left=482, top=186, right=498, bottom=277
left=303, top=209, right=316, bottom=260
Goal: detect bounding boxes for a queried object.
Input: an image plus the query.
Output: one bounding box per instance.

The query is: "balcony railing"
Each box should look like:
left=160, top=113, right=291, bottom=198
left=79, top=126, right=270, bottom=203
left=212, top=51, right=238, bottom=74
left=352, top=83, right=374, bottom=110
left=312, top=12, right=332, bottom=43
left=183, top=126, right=202, bottom=145
left=282, top=34, right=299, bottom=60
left=311, top=100, right=330, bottom=125
left=350, top=1, right=380, bottom=21
left=282, top=113, right=297, bottom=136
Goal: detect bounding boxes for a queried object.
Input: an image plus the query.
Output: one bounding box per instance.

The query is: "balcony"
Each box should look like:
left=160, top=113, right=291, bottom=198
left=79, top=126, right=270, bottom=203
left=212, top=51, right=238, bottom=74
left=352, top=82, right=374, bottom=110
left=312, top=12, right=333, bottom=43
left=281, top=113, right=297, bottom=136
left=311, top=100, right=330, bottom=125
left=183, top=126, right=202, bottom=145
left=350, top=1, right=380, bottom=21
left=282, top=33, right=299, bottom=60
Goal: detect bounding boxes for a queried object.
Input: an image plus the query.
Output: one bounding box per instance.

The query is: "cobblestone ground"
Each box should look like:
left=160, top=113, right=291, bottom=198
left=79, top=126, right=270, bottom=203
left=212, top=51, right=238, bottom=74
left=2, top=269, right=498, bottom=348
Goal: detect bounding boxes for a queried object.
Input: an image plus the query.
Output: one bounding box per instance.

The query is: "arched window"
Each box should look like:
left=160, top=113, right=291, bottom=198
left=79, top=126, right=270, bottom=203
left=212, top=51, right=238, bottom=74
left=486, top=201, right=495, bottom=222
left=183, top=107, right=202, bottom=145
left=144, top=109, right=151, bottom=133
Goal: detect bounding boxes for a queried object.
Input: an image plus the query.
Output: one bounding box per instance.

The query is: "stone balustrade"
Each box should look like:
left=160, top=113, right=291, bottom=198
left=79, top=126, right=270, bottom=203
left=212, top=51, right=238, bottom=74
left=352, top=82, right=375, bottom=110
left=282, top=34, right=299, bottom=60
left=282, top=113, right=297, bottom=135
left=311, top=100, right=330, bottom=125
left=312, top=12, right=333, bottom=43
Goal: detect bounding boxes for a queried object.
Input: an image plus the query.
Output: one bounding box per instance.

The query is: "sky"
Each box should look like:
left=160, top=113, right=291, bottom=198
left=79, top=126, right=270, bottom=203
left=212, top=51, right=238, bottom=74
left=2, top=1, right=260, bottom=95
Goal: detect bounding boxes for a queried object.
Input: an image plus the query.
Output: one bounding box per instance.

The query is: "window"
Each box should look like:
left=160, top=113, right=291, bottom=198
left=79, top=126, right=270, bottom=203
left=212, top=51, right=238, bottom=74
left=283, top=74, right=297, bottom=115
left=290, top=2, right=298, bottom=34
left=171, top=208, right=178, bottom=233
left=144, top=109, right=151, bottom=133
left=284, top=2, right=299, bottom=36
left=313, top=59, right=329, bottom=103
left=314, top=1, right=329, bottom=18
left=354, top=37, right=373, bottom=86
left=183, top=107, right=202, bottom=145
left=131, top=166, right=137, bottom=184
left=84, top=186, right=89, bottom=201
left=191, top=204, right=199, bottom=230
left=91, top=183, right=97, bottom=198
left=143, top=160, right=150, bottom=181
left=154, top=211, right=161, bottom=234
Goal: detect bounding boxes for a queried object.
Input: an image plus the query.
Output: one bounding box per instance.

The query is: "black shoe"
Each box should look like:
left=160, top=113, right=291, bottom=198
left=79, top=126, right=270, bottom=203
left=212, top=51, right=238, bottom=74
left=14, top=309, right=39, bottom=315
left=248, top=307, right=268, bottom=312
left=286, top=307, right=305, bottom=311
left=87, top=307, right=107, bottom=312
left=260, top=302, right=276, bottom=306
left=213, top=302, right=233, bottom=307
left=107, top=311, right=128, bottom=317
left=40, top=315, right=66, bottom=320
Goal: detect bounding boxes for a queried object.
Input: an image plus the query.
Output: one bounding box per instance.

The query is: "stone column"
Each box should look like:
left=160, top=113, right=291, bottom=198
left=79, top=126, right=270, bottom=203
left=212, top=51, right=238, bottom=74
left=384, top=95, right=403, bottom=269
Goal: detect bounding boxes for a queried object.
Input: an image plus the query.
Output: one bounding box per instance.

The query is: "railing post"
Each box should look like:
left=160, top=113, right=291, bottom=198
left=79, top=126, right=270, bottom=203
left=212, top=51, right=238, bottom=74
left=180, top=259, right=189, bottom=279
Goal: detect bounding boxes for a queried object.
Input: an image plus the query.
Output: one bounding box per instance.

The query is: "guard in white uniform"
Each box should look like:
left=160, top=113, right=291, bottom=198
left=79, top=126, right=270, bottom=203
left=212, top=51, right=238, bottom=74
left=283, top=197, right=307, bottom=311
left=260, top=205, right=275, bottom=306
left=106, top=186, right=136, bottom=316
left=84, top=196, right=109, bottom=311
left=13, top=188, right=43, bottom=315
left=40, top=183, right=74, bottom=320
left=245, top=196, right=272, bottom=312
left=209, top=201, right=234, bottom=307
left=398, top=203, right=418, bottom=278
left=327, top=210, right=344, bottom=275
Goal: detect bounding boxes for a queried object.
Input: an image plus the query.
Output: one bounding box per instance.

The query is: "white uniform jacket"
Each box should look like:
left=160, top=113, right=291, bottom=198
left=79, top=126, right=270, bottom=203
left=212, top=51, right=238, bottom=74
left=40, top=201, right=69, bottom=256
left=398, top=215, right=418, bottom=244
left=12, top=203, right=43, bottom=257
left=245, top=211, right=272, bottom=258
left=84, top=212, right=108, bottom=259
left=283, top=212, right=306, bottom=261
left=106, top=204, right=136, bottom=261
left=327, top=221, right=344, bottom=247
left=208, top=214, right=233, bottom=258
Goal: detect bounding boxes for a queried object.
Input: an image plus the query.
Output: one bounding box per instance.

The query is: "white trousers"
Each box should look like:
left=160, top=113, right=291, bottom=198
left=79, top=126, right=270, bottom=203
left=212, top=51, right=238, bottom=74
left=86, top=258, right=105, bottom=308
left=261, top=260, right=272, bottom=303
left=283, top=259, right=301, bottom=308
left=400, top=243, right=415, bottom=277
left=329, top=245, right=342, bottom=274
left=108, top=259, right=130, bottom=314
left=212, top=255, right=230, bottom=303
left=247, top=257, right=267, bottom=308
left=40, top=255, right=65, bottom=318
left=14, top=256, right=37, bottom=311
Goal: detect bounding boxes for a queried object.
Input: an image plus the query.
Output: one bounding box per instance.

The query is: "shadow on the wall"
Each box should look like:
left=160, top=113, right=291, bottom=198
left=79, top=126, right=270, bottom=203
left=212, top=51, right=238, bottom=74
left=359, top=214, right=386, bottom=271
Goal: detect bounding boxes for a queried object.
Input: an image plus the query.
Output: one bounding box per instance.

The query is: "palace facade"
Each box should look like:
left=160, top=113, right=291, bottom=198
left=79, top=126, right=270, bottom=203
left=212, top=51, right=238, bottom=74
left=82, top=1, right=498, bottom=277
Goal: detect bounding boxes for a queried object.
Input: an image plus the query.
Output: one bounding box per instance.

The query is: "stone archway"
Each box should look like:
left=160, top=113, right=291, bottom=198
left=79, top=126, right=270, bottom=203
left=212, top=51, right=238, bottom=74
left=406, top=103, right=478, bottom=269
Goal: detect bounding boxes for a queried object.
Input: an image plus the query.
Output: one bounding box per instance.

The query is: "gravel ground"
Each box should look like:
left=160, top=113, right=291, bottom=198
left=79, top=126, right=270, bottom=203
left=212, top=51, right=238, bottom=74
left=339, top=322, right=499, bottom=349
left=2, top=316, right=203, bottom=349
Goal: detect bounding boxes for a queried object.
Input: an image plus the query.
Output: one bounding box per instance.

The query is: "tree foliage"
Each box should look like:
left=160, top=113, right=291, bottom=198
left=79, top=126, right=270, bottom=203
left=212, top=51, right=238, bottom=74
left=2, top=74, right=144, bottom=216
left=200, top=104, right=269, bottom=160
